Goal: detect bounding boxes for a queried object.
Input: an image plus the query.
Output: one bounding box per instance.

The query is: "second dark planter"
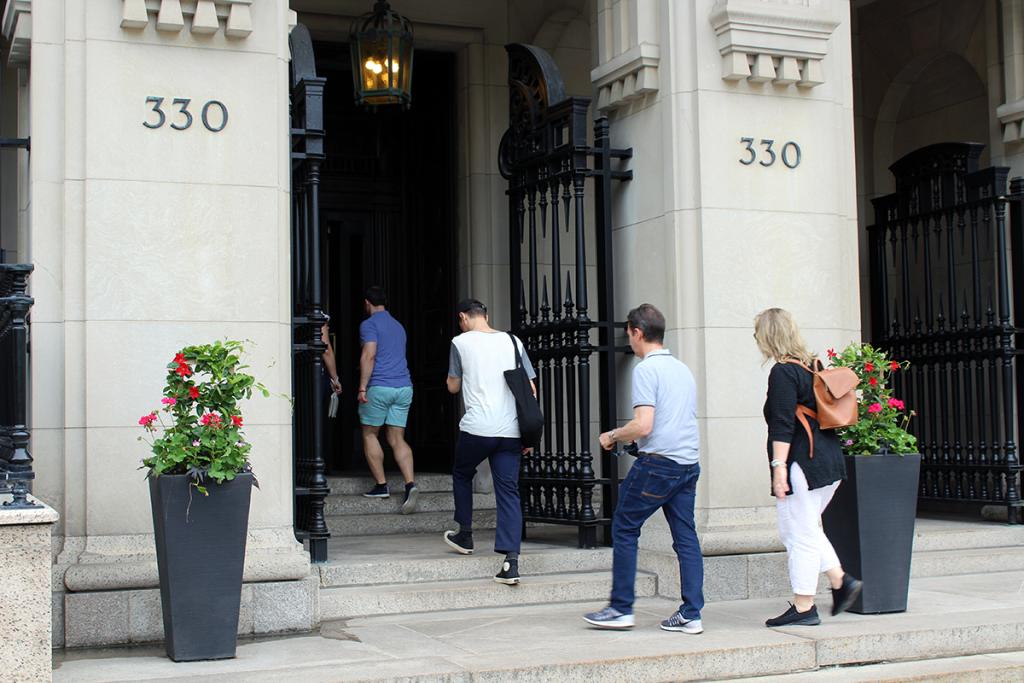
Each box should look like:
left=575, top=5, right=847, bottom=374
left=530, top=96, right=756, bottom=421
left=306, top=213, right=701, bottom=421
left=149, top=472, right=253, bottom=661
left=822, top=453, right=921, bottom=614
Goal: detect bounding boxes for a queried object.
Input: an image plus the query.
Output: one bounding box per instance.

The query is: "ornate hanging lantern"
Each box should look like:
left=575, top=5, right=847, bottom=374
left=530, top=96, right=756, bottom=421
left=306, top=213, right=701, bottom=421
left=350, top=1, right=414, bottom=108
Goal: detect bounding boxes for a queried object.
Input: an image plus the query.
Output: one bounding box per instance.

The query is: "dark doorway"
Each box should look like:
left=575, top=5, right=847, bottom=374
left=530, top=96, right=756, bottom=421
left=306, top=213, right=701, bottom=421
left=314, top=42, right=458, bottom=475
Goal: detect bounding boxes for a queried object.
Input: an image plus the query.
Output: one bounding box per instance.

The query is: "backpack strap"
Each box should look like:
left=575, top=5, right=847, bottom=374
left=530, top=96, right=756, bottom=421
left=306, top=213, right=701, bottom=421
left=782, top=359, right=817, bottom=459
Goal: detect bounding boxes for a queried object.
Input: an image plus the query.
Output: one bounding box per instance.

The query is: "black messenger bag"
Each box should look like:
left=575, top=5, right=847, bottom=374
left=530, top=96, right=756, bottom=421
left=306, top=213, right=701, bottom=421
left=503, top=332, right=544, bottom=448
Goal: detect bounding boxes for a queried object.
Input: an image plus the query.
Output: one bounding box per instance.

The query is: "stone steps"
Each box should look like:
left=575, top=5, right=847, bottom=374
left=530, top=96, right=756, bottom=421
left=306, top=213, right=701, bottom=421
left=323, top=491, right=494, bottom=516
left=325, top=509, right=497, bottom=536
left=912, top=544, right=1024, bottom=578
left=731, top=652, right=1024, bottom=682
left=318, top=534, right=613, bottom=587
left=911, top=518, right=1024, bottom=552
left=319, top=570, right=658, bottom=621
left=326, top=473, right=454, bottom=494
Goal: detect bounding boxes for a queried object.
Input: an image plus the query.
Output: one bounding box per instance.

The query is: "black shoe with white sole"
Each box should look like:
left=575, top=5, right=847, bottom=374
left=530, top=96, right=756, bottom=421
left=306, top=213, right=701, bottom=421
left=765, top=603, right=821, bottom=627
left=831, top=573, right=863, bottom=616
left=362, top=483, right=390, bottom=499
left=494, top=558, right=520, bottom=585
left=401, top=484, right=419, bottom=515
left=443, top=529, right=474, bottom=554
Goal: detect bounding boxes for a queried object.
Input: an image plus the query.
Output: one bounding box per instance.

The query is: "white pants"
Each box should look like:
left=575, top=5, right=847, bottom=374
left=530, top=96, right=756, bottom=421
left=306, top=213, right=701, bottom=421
left=776, top=463, right=841, bottom=595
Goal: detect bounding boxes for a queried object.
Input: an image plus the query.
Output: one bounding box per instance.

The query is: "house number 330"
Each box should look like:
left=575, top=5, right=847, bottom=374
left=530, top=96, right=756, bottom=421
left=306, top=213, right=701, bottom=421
left=143, top=96, right=229, bottom=132
left=739, top=137, right=801, bottom=169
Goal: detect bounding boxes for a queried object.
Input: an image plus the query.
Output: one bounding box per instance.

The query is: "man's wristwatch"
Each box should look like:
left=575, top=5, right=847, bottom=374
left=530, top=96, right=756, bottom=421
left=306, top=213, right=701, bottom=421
left=770, top=459, right=786, bottom=468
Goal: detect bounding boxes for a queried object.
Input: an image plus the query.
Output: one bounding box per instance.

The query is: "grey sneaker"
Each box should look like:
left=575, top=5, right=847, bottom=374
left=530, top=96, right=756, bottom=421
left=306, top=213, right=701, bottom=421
left=660, top=611, right=703, bottom=634
left=582, top=606, right=635, bottom=630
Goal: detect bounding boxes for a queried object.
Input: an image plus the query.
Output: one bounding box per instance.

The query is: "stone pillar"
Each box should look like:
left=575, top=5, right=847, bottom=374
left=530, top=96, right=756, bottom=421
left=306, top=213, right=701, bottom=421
left=0, top=497, right=58, bottom=683
left=593, top=0, right=858, bottom=597
left=26, top=1, right=312, bottom=647
left=995, top=0, right=1024, bottom=174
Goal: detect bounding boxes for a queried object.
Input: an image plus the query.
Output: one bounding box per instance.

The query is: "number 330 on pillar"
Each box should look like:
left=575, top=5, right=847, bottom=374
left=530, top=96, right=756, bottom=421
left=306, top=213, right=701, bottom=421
left=143, top=96, right=229, bottom=132
left=739, top=137, right=801, bottom=169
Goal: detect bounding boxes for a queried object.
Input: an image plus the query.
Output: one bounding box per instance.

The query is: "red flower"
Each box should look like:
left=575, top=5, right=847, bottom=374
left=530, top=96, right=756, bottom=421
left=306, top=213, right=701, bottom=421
left=173, top=353, right=186, bottom=364
left=201, top=413, right=222, bottom=427
left=138, top=412, right=157, bottom=427
left=868, top=376, right=878, bottom=387
left=175, top=363, right=192, bottom=378
left=867, top=402, right=883, bottom=414
left=826, top=348, right=836, bottom=359
left=231, top=415, right=243, bottom=427
left=890, top=361, right=900, bottom=371
left=188, top=386, right=200, bottom=400
left=864, top=362, right=874, bottom=372
left=888, top=398, right=905, bottom=410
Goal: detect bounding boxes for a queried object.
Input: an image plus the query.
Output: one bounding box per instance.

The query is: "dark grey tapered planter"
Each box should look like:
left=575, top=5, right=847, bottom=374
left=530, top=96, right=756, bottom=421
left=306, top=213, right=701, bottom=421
left=149, top=472, right=253, bottom=661
left=822, top=453, right=921, bottom=614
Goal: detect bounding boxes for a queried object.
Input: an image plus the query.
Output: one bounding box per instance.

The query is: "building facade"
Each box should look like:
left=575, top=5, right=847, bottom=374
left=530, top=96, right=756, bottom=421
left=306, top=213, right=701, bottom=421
left=1, top=0, right=1022, bottom=648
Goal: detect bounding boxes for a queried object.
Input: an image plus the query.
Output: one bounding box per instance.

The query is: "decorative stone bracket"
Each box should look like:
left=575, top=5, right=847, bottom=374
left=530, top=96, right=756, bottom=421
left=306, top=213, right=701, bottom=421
left=998, top=100, right=1024, bottom=144
left=1, top=0, right=30, bottom=66
left=709, top=0, right=840, bottom=88
left=121, top=0, right=253, bottom=38
left=592, top=43, right=660, bottom=113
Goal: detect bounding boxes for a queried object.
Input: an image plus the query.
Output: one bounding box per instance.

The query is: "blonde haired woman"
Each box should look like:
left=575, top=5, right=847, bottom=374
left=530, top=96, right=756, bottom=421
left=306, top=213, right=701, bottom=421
left=754, top=308, right=861, bottom=626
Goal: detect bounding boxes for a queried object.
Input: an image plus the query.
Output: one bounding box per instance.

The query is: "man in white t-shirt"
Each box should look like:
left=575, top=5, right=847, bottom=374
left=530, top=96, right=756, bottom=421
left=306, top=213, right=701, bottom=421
left=444, top=298, right=536, bottom=585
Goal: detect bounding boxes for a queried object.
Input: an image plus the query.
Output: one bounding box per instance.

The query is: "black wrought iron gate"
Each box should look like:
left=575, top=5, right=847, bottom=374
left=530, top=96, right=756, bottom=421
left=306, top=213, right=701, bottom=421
left=499, top=44, right=632, bottom=547
left=290, top=24, right=331, bottom=561
left=869, top=142, right=1024, bottom=523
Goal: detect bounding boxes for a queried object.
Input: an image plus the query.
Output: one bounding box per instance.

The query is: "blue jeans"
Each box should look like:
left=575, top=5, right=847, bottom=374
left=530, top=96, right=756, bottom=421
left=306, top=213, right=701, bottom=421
left=452, top=432, right=522, bottom=554
left=610, top=456, right=704, bottom=619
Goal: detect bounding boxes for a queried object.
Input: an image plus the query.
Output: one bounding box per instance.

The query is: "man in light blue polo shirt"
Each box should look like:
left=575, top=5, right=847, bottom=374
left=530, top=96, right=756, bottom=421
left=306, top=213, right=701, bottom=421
left=357, top=285, right=418, bottom=513
left=583, top=303, right=705, bottom=634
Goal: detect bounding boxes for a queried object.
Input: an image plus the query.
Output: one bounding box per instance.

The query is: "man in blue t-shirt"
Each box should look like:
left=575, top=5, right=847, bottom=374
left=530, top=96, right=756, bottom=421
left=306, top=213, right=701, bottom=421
left=357, top=286, right=417, bottom=513
left=583, top=303, right=705, bottom=634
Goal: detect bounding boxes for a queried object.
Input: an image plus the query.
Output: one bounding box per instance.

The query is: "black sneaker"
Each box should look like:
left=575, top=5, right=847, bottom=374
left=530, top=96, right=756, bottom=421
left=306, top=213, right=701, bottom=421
left=831, top=573, right=863, bottom=616
left=765, top=603, right=820, bottom=627
left=443, top=529, right=474, bottom=554
left=401, top=484, right=419, bottom=515
left=494, top=558, right=520, bottom=585
left=362, top=483, right=390, bottom=498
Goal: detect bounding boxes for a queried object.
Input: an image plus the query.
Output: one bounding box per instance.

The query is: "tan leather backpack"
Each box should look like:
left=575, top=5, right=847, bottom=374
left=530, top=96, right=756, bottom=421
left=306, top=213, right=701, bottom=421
left=785, top=359, right=859, bottom=457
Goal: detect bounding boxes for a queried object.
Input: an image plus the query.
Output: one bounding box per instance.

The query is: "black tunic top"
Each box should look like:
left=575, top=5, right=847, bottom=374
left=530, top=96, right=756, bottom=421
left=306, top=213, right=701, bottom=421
left=763, top=362, right=846, bottom=494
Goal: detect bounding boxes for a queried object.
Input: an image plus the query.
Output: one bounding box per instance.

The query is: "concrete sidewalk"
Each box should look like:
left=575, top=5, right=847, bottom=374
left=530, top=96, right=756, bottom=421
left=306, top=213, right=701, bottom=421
left=53, top=570, right=1024, bottom=682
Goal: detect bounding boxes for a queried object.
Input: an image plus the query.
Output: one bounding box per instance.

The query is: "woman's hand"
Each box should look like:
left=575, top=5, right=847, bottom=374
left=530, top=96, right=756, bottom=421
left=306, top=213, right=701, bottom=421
left=772, top=466, right=789, bottom=500
left=330, top=377, right=342, bottom=395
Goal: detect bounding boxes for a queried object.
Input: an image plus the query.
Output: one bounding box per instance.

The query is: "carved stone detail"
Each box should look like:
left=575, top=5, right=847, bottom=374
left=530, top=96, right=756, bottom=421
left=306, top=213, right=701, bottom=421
left=2, top=0, right=31, bottom=66
left=709, top=0, right=839, bottom=89
left=120, top=0, right=253, bottom=39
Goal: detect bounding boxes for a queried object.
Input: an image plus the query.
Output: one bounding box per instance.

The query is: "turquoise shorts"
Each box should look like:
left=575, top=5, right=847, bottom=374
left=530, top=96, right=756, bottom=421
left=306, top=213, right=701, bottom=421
left=358, top=385, right=414, bottom=428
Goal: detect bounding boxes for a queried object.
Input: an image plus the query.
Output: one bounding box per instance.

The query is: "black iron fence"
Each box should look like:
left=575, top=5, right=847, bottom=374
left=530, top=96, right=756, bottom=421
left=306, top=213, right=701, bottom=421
left=0, top=261, right=37, bottom=508
left=499, top=44, right=632, bottom=547
left=869, top=142, right=1023, bottom=522
left=290, top=24, right=330, bottom=562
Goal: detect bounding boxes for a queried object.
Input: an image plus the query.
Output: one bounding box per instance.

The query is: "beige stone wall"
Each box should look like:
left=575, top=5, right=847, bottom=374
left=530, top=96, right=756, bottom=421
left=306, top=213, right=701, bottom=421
left=23, top=0, right=309, bottom=647
left=593, top=0, right=860, bottom=546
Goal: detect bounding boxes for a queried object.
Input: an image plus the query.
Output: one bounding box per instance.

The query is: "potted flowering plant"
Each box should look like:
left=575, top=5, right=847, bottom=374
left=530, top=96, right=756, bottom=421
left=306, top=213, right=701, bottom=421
left=821, top=342, right=922, bottom=614
left=139, top=340, right=268, bottom=661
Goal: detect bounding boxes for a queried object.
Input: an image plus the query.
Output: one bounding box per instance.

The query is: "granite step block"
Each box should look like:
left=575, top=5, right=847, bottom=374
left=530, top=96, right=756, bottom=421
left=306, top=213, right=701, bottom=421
left=323, top=492, right=494, bottom=516
left=318, top=546, right=615, bottom=587
left=325, top=509, right=498, bottom=537
left=319, top=570, right=657, bottom=620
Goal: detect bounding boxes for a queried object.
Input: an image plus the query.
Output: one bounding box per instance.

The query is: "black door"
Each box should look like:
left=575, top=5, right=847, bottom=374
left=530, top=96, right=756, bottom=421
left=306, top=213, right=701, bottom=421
left=316, top=42, right=458, bottom=474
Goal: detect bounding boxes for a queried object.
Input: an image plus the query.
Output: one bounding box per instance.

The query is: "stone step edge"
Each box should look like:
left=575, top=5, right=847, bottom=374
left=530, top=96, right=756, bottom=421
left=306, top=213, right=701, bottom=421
left=329, top=611, right=1024, bottom=683
left=728, top=651, right=1024, bottom=682
left=320, top=568, right=657, bottom=594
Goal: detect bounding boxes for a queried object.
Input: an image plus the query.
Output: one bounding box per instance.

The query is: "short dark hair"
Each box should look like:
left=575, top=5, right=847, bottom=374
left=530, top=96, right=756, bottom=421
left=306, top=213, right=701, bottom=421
left=365, top=285, right=387, bottom=307
left=456, top=298, right=487, bottom=317
left=626, top=303, right=665, bottom=343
